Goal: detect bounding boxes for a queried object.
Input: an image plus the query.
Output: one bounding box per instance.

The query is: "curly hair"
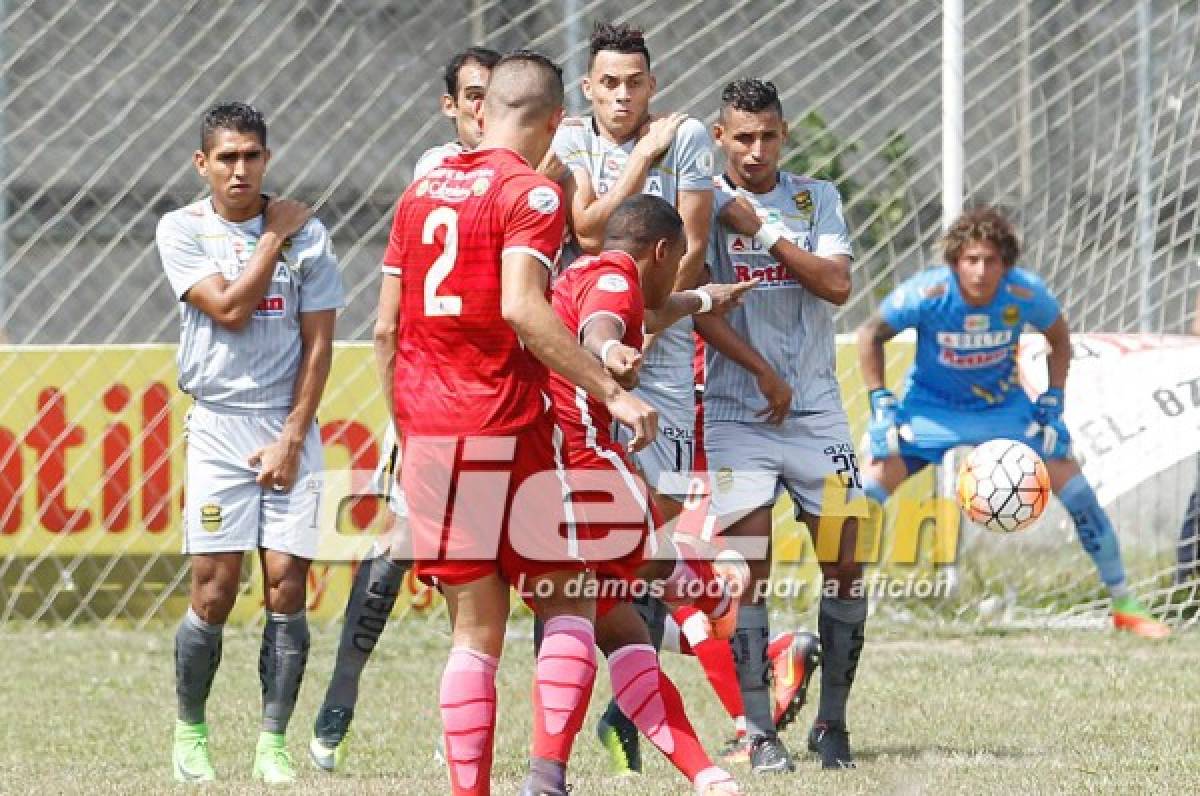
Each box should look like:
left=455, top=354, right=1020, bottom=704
left=589, top=21, right=650, bottom=69
left=201, top=102, right=266, bottom=153
left=941, top=206, right=1020, bottom=268
left=720, top=78, right=783, bottom=120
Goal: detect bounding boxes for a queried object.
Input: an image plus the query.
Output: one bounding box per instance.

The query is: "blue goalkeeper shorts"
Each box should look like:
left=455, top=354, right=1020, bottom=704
left=896, top=390, right=1043, bottom=469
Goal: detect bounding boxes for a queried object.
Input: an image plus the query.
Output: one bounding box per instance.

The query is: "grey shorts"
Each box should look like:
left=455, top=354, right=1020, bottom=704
left=183, top=404, right=324, bottom=559
left=613, top=383, right=697, bottom=502
left=705, top=411, right=867, bottom=521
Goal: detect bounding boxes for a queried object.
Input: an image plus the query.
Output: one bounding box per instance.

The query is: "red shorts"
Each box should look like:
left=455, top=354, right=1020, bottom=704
left=560, top=443, right=659, bottom=617
left=404, top=412, right=581, bottom=588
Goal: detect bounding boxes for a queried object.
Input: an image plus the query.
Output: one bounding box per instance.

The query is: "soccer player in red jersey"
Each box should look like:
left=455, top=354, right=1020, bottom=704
left=379, top=51, right=656, bottom=796
left=545, top=194, right=749, bottom=795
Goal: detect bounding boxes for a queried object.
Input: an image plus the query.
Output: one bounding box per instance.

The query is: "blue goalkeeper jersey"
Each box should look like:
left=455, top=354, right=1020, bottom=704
left=879, top=266, right=1060, bottom=409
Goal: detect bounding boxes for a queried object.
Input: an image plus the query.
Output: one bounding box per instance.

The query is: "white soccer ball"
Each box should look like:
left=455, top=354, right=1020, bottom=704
left=955, top=438, right=1051, bottom=534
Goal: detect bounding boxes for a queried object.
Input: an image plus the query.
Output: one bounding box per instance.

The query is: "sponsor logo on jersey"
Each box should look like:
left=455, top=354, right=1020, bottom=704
left=922, top=283, right=948, bottom=299
left=661, top=425, right=694, bottom=441
left=733, top=262, right=799, bottom=287
left=527, top=185, right=560, bottom=215
left=272, top=263, right=292, bottom=282
left=471, top=177, right=491, bottom=196
left=964, top=314, right=989, bottom=331
left=253, top=295, right=285, bottom=318
left=728, top=234, right=768, bottom=254
left=937, top=346, right=1012, bottom=369
left=936, top=330, right=1012, bottom=349
left=792, top=190, right=814, bottom=220
left=596, top=273, right=629, bottom=293
left=1006, top=283, right=1034, bottom=300
left=603, top=156, right=623, bottom=176
left=1002, top=304, right=1021, bottom=326
left=423, top=167, right=496, bottom=202
left=644, top=176, right=664, bottom=196
left=200, top=503, right=222, bottom=533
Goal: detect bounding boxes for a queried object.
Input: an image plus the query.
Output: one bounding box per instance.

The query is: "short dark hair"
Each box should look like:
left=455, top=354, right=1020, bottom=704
left=603, top=194, right=683, bottom=254
left=200, top=102, right=267, bottom=153
left=588, top=21, right=651, bottom=69
left=444, top=46, right=501, bottom=97
left=720, top=79, right=783, bottom=122
left=485, top=49, right=564, bottom=119
left=941, top=206, right=1021, bottom=268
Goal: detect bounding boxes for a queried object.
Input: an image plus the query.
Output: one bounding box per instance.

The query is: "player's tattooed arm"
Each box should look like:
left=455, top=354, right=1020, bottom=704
left=694, top=313, right=792, bottom=425
left=580, top=315, right=641, bottom=390
left=719, top=196, right=851, bottom=305
left=184, top=198, right=312, bottom=330
left=373, top=273, right=403, bottom=421
left=567, top=113, right=687, bottom=253
left=249, top=308, right=335, bottom=491
left=501, top=252, right=658, bottom=451
left=1040, top=314, right=1071, bottom=390
left=856, top=314, right=898, bottom=392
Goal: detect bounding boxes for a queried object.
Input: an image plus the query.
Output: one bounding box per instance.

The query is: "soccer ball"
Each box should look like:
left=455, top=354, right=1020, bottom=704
left=956, top=439, right=1051, bottom=533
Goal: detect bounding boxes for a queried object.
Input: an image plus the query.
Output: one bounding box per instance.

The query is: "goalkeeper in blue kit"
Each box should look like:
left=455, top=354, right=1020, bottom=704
left=854, top=206, right=1169, bottom=639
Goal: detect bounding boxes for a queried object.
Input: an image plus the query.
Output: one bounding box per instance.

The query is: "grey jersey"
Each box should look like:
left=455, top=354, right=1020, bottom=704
left=552, top=116, right=714, bottom=394
left=705, top=172, right=853, bottom=421
left=157, top=199, right=345, bottom=410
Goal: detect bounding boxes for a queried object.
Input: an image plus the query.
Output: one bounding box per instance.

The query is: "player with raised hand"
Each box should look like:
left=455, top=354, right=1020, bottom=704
left=309, top=44, right=501, bottom=774
left=856, top=206, right=1170, bottom=640
left=158, top=103, right=344, bottom=784
left=706, top=79, right=867, bottom=773
left=383, top=51, right=655, bottom=796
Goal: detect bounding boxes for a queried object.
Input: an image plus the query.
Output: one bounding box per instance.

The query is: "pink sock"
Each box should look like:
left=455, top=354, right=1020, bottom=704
left=440, top=646, right=498, bottom=795
left=608, top=643, right=715, bottom=783
left=532, top=615, right=597, bottom=763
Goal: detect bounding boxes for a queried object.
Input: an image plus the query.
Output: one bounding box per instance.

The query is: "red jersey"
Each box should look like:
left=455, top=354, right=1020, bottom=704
left=383, top=148, right=565, bottom=435
left=548, top=251, right=644, bottom=460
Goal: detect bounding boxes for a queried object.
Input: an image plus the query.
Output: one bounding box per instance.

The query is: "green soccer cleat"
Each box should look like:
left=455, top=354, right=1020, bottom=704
left=253, top=731, right=297, bottom=785
left=310, top=705, right=353, bottom=772
left=1112, top=595, right=1171, bottom=639
left=172, top=720, right=216, bottom=783
left=596, top=712, right=641, bottom=776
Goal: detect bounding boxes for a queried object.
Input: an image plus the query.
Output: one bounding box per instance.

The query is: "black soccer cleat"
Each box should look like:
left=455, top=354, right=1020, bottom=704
left=808, top=720, right=856, bottom=769
left=749, top=733, right=795, bottom=774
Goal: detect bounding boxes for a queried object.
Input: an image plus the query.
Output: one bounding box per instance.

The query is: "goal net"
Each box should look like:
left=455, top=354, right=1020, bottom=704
left=1, top=0, right=1198, bottom=628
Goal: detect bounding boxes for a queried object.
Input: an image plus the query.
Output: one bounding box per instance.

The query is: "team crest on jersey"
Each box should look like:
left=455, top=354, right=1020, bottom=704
left=964, top=314, right=989, bottom=331
left=527, top=185, right=560, bottom=215
left=716, top=467, right=735, bottom=493
left=200, top=503, right=222, bottom=533
left=1002, top=304, right=1020, bottom=326
left=471, top=177, right=491, bottom=196
left=792, top=190, right=814, bottom=220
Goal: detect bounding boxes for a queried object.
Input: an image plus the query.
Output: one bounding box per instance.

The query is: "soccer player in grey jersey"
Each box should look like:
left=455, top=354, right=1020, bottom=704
left=158, top=103, right=344, bottom=784
left=706, top=79, right=867, bottom=772
left=309, top=45, right=501, bottom=773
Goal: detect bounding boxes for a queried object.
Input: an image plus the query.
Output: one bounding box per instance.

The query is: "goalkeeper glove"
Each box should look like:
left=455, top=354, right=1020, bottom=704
left=867, top=388, right=901, bottom=460
left=1025, top=387, right=1070, bottom=458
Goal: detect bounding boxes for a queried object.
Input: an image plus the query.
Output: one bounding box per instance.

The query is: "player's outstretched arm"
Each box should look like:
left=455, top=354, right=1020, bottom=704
left=183, top=199, right=312, bottom=330
left=719, top=196, right=851, bottom=305
left=373, top=273, right=403, bottom=421
left=501, top=252, right=657, bottom=451
left=645, top=279, right=760, bottom=333
left=567, top=113, right=687, bottom=253
left=249, top=308, right=335, bottom=491
left=694, top=313, right=792, bottom=425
